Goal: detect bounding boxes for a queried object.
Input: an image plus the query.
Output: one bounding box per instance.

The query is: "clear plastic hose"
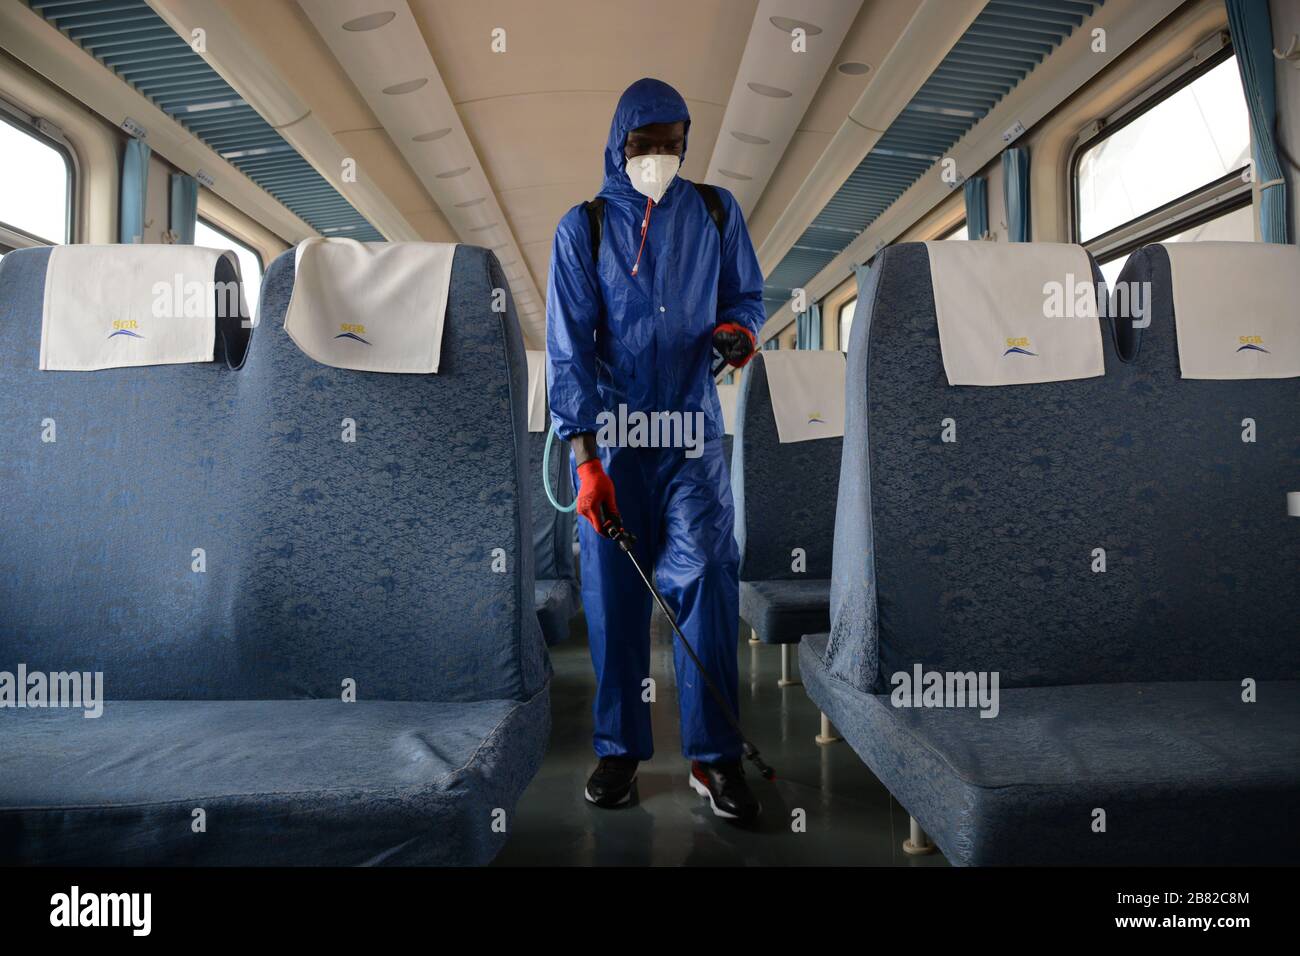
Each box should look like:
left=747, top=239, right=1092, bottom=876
left=542, top=420, right=577, bottom=512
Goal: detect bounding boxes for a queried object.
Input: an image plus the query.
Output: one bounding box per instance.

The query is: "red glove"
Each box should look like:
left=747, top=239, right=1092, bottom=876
left=575, top=458, right=619, bottom=536
left=713, top=322, right=756, bottom=368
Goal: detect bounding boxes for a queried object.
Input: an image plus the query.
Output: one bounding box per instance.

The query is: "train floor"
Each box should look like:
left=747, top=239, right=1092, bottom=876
left=494, top=610, right=950, bottom=867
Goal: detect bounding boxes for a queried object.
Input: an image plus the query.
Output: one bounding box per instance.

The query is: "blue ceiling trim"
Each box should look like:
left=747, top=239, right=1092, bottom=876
left=763, top=0, right=1104, bottom=317
left=28, top=0, right=384, bottom=241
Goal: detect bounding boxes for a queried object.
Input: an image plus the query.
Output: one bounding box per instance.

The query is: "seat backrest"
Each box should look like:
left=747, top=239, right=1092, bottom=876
left=824, top=242, right=1300, bottom=694
left=732, top=352, right=841, bottom=581
left=529, top=428, right=575, bottom=581
left=0, top=244, right=546, bottom=703
left=1105, top=242, right=1300, bottom=673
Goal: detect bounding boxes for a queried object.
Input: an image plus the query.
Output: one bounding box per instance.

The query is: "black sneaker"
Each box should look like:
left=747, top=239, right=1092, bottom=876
left=689, top=760, right=760, bottom=823
left=584, top=756, right=639, bottom=808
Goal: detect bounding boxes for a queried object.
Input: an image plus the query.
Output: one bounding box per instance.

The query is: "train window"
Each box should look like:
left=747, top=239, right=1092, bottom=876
left=1074, top=54, right=1250, bottom=246
left=1097, top=200, right=1255, bottom=288
left=0, top=111, right=73, bottom=250
left=195, top=217, right=264, bottom=323
left=838, top=297, right=856, bottom=352
left=940, top=221, right=969, bottom=241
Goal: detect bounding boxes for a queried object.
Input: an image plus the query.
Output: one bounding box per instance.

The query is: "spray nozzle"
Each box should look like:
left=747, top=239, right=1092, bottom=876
left=598, top=504, right=636, bottom=552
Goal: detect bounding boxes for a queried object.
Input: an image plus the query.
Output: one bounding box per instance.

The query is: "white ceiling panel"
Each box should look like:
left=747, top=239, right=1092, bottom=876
left=299, top=0, right=548, bottom=346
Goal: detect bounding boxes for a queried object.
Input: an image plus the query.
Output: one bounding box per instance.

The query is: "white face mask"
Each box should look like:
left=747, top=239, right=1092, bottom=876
left=624, top=153, right=680, bottom=204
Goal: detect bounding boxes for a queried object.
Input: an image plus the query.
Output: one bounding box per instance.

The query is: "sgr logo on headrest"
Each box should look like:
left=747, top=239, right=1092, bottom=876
left=1237, top=335, right=1270, bottom=354
left=335, top=323, right=371, bottom=345
left=807, top=411, right=826, bottom=425
left=107, top=319, right=144, bottom=340
left=1002, top=336, right=1036, bottom=357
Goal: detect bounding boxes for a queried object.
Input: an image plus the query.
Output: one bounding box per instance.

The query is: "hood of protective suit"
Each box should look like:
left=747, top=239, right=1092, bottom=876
left=600, top=78, right=691, bottom=202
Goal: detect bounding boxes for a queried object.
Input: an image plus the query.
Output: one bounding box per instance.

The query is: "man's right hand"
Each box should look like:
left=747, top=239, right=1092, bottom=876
left=575, top=458, right=619, bottom=536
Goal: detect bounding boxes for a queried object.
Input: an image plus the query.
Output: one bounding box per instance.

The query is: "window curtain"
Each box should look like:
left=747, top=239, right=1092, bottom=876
left=169, top=173, right=199, bottom=245
left=119, top=137, right=151, bottom=244
left=796, top=303, right=822, bottom=349
left=763, top=337, right=779, bottom=351
left=1226, top=0, right=1289, bottom=243
left=1002, top=147, right=1031, bottom=242
left=963, top=175, right=988, bottom=240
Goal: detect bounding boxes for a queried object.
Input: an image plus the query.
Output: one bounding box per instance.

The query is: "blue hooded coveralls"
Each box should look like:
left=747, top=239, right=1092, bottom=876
left=546, top=78, right=766, bottom=764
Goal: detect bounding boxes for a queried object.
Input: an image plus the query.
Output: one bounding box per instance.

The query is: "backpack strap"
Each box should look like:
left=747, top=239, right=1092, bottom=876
left=582, top=197, right=605, bottom=267
left=581, top=185, right=726, bottom=268
left=692, top=182, right=727, bottom=240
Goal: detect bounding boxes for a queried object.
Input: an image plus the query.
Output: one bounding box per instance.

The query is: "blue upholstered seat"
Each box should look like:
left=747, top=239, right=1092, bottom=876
left=803, top=242, right=1300, bottom=865
left=0, top=244, right=550, bottom=865
left=802, top=635, right=1300, bottom=865
left=731, top=353, right=840, bottom=643
left=739, top=580, right=830, bottom=649
left=528, top=429, right=578, bottom=645
left=535, top=576, right=578, bottom=647
left=0, top=697, right=543, bottom=865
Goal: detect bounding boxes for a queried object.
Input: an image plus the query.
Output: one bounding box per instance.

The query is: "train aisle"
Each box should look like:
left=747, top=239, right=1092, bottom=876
left=495, top=613, right=949, bottom=867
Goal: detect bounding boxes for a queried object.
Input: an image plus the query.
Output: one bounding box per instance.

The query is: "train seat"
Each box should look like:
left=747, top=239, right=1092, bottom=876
left=732, top=351, right=844, bottom=646
left=0, top=243, right=550, bottom=865
left=801, top=241, right=1300, bottom=865
left=525, top=354, right=578, bottom=646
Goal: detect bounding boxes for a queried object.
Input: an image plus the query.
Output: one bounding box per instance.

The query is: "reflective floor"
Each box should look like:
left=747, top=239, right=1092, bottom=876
left=494, top=610, right=950, bottom=866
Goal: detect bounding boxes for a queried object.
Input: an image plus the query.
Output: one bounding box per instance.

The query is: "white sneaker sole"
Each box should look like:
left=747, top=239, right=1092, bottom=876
left=688, top=772, right=740, bottom=819
left=584, top=775, right=636, bottom=807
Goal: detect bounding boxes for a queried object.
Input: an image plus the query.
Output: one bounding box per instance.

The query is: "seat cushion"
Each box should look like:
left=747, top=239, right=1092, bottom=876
left=740, top=579, right=830, bottom=644
left=801, top=634, right=1300, bottom=865
left=0, top=688, right=549, bottom=866
left=535, top=578, right=578, bottom=646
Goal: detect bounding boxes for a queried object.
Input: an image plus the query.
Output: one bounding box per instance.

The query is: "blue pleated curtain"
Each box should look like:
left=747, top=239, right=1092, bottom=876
left=1226, top=0, right=1289, bottom=243
left=1002, top=147, right=1031, bottom=242
left=763, top=337, right=779, bottom=350
left=119, top=137, right=151, bottom=244
left=169, top=173, right=199, bottom=244
left=796, top=303, right=822, bottom=349
left=963, top=176, right=988, bottom=240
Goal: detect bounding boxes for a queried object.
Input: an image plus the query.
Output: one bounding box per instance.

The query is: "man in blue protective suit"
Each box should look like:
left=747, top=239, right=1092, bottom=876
left=546, top=77, right=764, bottom=823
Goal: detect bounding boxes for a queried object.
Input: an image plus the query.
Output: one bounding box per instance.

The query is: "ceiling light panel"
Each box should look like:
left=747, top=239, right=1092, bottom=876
left=298, top=0, right=545, bottom=347
left=704, top=0, right=865, bottom=216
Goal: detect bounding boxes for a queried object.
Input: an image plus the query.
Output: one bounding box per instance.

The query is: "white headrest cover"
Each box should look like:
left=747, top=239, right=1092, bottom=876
left=715, top=381, right=740, bottom=435
left=525, top=349, right=547, bottom=432
left=923, top=241, right=1105, bottom=386
left=40, top=244, right=244, bottom=371
left=285, top=238, right=456, bottom=373
left=1160, top=241, right=1300, bottom=379
left=757, top=350, right=846, bottom=443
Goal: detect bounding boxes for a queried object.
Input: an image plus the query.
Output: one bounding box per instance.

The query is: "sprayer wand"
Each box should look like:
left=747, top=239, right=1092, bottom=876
left=597, top=504, right=775, bottom=781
